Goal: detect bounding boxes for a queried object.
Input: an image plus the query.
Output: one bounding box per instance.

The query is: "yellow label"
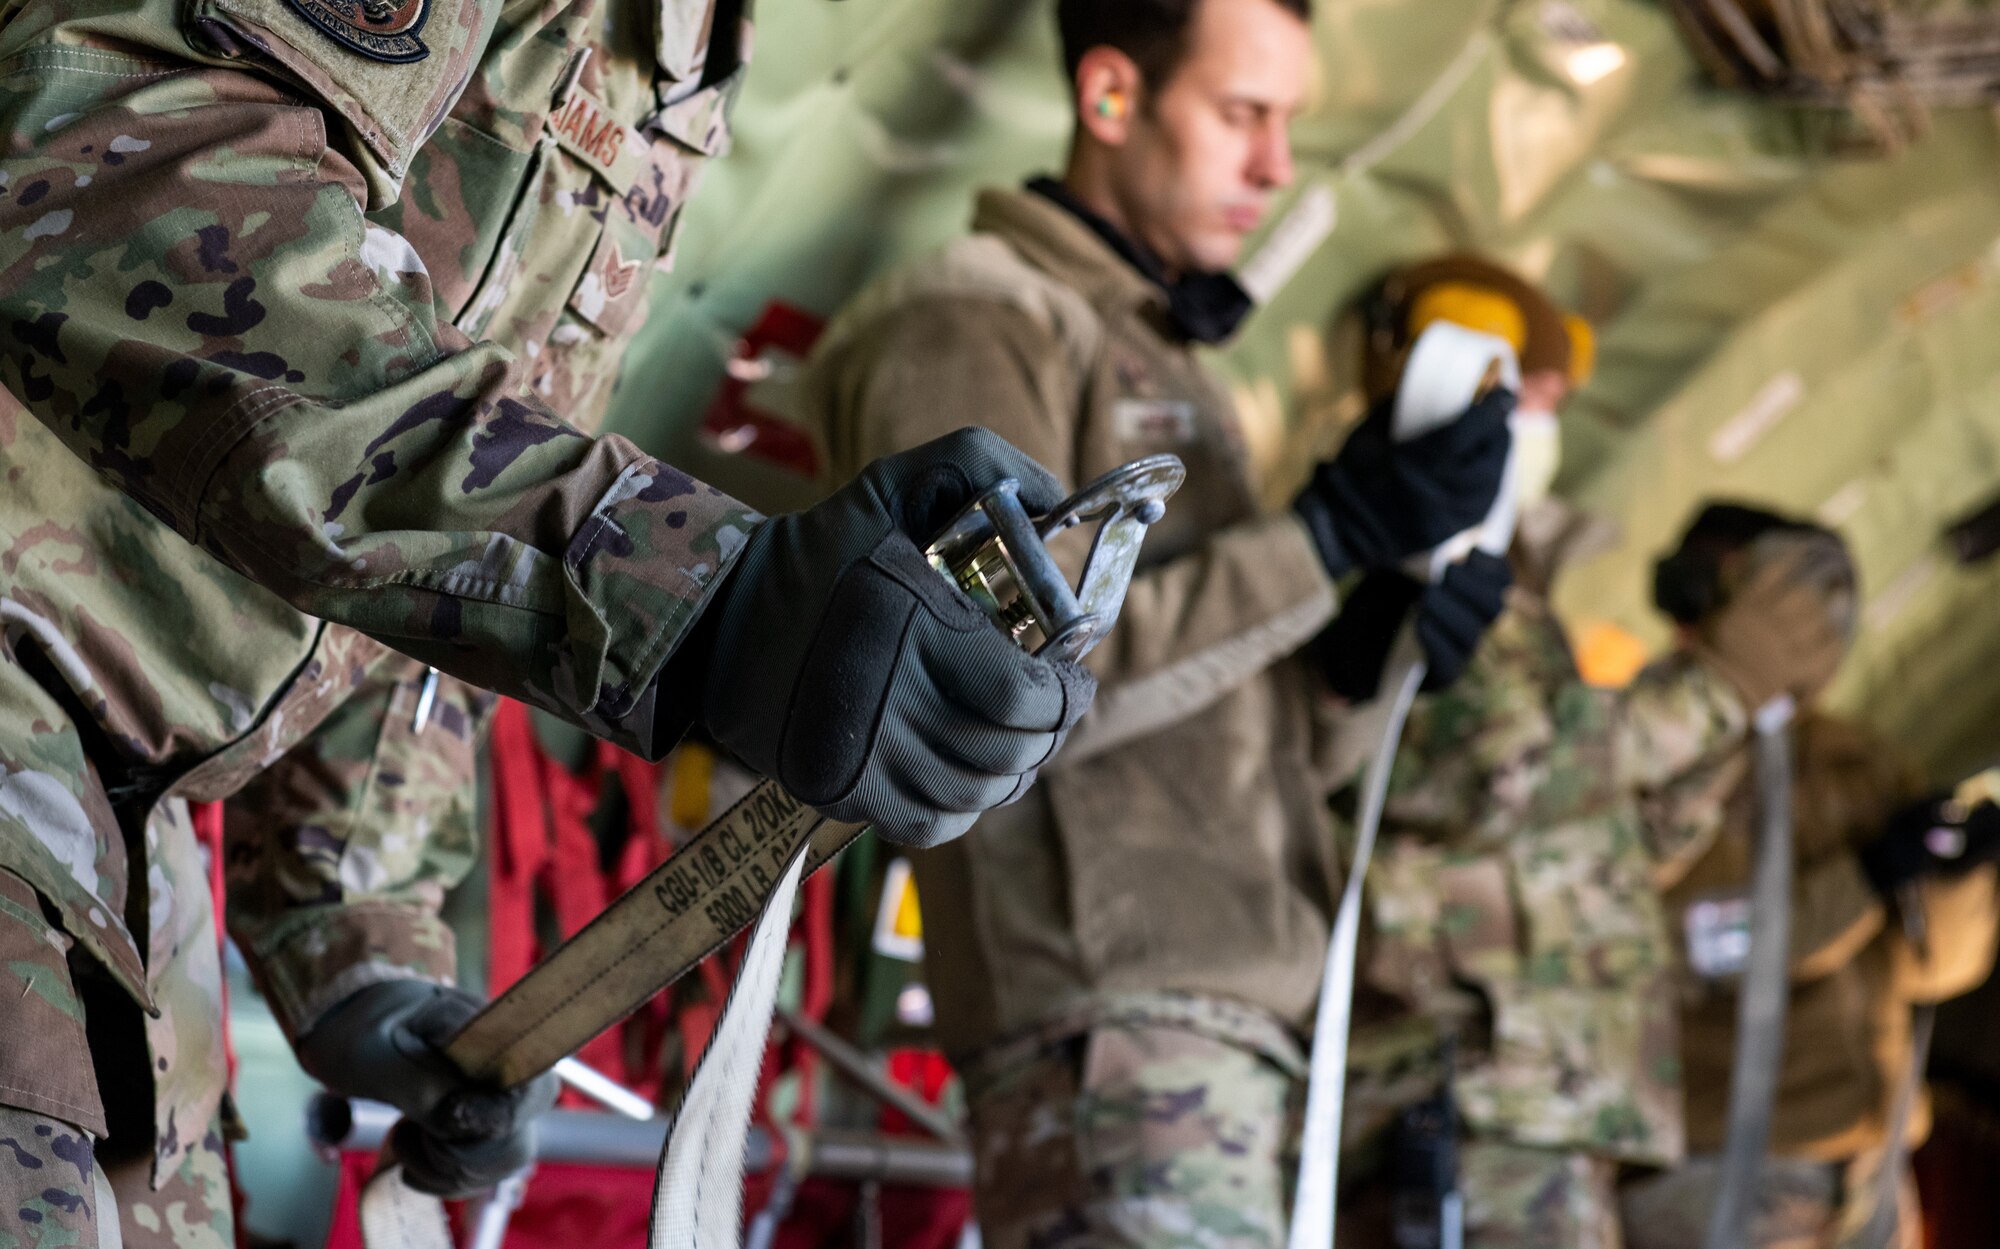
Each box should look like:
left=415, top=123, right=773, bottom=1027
left=872, top=858, right=924, bottom=962
left=668, top=741, right=716, bottom=831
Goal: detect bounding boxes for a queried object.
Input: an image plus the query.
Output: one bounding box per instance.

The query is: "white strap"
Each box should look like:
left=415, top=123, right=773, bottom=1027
left=360, top=1163, right=454, bottom=1249
left=1289, top=647, right=1429, bottom=1249
left=93, top=1152, right=125, bottom=1249
left=358, top=841, right=809, bottom=1249
left=650, top=841, right=809, bottom=1248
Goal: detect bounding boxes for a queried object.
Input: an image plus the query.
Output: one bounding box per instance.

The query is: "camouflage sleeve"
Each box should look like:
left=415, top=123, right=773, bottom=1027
left=1614, top=652, right=1750, bottom=792
left=1637, top=748, right=1747, bottom=891
left=1617, top=651, right=1752, bottom=876
left=0, top=45, right=757, bottom=761
left=819, top=296, right=1336, bottom=765
left=223, top=656, right=489, bottom=1041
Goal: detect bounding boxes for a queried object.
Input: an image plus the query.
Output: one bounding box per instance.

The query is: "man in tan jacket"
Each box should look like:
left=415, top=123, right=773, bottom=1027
left=1621, top=504, right=2000, bottom=1249
left=802, top=1, right=1518, bottom=1243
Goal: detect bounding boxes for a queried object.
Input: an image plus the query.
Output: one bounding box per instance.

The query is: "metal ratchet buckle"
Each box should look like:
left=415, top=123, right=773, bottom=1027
left=924, top=454, right=1186, bottom=663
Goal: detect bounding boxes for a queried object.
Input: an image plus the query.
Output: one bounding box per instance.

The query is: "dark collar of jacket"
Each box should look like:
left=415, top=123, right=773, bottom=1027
left=969, top=180, right=1254, bottom=345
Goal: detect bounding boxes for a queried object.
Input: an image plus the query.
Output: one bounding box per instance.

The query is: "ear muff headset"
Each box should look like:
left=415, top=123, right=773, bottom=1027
left=1408, top=283, right=1530, bottom=359
left=1361, top=261, right=1595, bottom=404
left=1563, top=313, right=1595, bottom=388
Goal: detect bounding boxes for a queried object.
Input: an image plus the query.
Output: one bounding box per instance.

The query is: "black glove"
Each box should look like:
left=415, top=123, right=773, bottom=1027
left=295, top=982, right=559, bottom=1198
left=702, top=427, right=1096, bottom=848
left=1313, top=551, right=1512, bottom=700
left=1860, top=794, right=2000, bottom=896
left=1292, top=389, right=1515, bottom=578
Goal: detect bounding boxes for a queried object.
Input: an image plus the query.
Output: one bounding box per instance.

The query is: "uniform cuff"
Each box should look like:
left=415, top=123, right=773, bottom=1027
left=245, top=901, right=458, bottom=1043
left=559, top=446, right=761, bottom=758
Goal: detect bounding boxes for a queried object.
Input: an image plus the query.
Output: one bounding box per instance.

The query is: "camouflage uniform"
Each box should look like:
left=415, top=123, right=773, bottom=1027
left=958, top=994, right=1307, bottom=1249
left=0, top=0, right=753, bottom=1240
left=1350, top=585, right=1750, bottom=1246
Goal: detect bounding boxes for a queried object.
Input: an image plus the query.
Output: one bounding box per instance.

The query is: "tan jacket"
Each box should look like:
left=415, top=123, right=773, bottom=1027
left=1660, top=711, right=2000, bottom=1159
left=806, top=187, right=1341, bottom=1059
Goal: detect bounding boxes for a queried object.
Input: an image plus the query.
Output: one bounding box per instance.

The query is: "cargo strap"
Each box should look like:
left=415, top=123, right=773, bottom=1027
left=361, top=784, right=861, bottom=1249
left=1853, top=882, right=1935, bottom=1249
left=1293, top=321, right=1520, bottom=1249
left=357, top=455, right=1185, bottom=1249
left=445, top=781, right=860, bottom=1089
left=1704, top=697, right=1797, bottom=1249
left=1289, top=641, right=1429, bottom=1249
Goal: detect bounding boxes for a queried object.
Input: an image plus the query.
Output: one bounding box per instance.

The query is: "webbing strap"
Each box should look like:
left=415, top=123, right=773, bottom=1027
left=1857, top=877, right=1936, bottom=1249
left=444, top=778, right=862, bottom=1089
left=1704, top=699, right=1797, bottom=1249
left=361, top=791, right=855, bottom=1249
left=1852, top=1002, right=1932, bottom=1249
left=1289, top=642, right=1428, bottom=1249
left=649, top=842, right=810, bottom=1248
left=359, top=1163, right=453, bottom=1249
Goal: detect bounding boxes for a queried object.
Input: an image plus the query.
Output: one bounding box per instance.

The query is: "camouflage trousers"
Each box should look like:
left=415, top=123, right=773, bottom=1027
left=1619, top=1153, right=1921, bottom=1249
left=960, top=1022, right=1303, bottom=1249
left=1456, top=1141, right=1623, bottom=1249
left=0, top=869, right=231, bottom=1249
left=0, top=1106, right=232, bottom=1249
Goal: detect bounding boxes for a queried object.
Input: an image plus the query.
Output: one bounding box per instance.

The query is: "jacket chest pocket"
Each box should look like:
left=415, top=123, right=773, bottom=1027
left=440, top=53, right=742, bottom=431
left=1101, top=367, right=1250, bottom=562
left=570, top=65, right=743, bottom=337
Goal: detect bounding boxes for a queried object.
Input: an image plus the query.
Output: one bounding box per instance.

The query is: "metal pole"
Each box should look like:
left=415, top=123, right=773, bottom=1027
left=463, top=1172, right=528, bottom=1249
left=308, top=1096, right=973, bottom=1187
left=777, top=1007, right=965, bottom=1145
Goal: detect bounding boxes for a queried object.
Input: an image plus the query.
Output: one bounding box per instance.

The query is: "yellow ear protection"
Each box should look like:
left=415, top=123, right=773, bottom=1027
left=1399, top=281, right=1596, bottom=388
left=1408, top=283, right=1529, bottom=359
left=1562, top=313, right=1595, bottom=388
left=1096, top=91, right=1127, bottom=120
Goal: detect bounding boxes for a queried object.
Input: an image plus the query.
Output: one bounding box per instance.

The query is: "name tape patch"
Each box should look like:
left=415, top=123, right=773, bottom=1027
left=552, top=86, right=646, bottom=195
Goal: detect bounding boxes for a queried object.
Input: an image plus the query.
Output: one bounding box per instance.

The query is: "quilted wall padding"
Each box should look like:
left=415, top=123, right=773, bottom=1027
left=606, top=0, right=2000, bottom=779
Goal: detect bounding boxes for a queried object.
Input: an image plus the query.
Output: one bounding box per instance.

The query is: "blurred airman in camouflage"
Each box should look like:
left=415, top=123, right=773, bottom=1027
left=1322, top=259, right=1855, bottom=1249
left=0, top=0, right=1098, bottom=1241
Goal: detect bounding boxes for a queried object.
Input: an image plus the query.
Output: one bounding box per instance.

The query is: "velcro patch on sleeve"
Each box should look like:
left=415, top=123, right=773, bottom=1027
left=195, top=0, right=497, bottom=190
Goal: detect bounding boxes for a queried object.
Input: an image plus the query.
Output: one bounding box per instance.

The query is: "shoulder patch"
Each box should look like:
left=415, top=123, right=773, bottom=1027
left=282, top=0, right=430, bottom=63
left=199, top=0, right=499, bottom=197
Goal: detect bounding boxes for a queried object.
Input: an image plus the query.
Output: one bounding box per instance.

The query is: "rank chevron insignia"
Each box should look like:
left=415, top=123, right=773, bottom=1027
left=285, top=0, right=431, bottom=63
left=603, top=244, right=643, bottom=302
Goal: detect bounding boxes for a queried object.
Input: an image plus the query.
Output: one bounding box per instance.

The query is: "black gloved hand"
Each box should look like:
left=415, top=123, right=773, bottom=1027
left=1414, top=551, right=1513, bottom=691
left=702, top=427, right=1096, bottom=848
left=1292, top=389, right=1515, bottom=579
left=1860, top=794, right=2000, bottom=896
left=295, top=981, right=559, bottom=1198
left=1312, top=551, right=1513, bottom=701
